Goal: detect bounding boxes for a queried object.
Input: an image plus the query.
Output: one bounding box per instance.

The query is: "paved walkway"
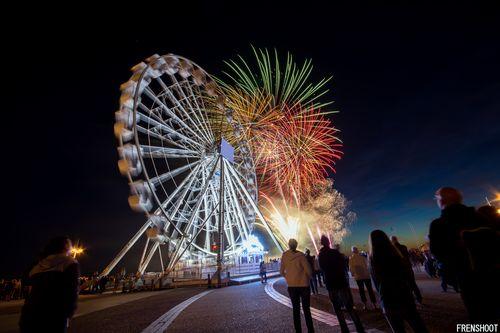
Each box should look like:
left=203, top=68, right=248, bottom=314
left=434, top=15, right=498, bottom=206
left=168, top=279, right=333, bottom=332
left=0, top=289, right=202, bottom=333
left=0, top=272, right=469, bottom=332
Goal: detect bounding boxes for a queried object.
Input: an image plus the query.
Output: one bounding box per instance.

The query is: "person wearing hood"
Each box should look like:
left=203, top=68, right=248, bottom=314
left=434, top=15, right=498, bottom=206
left=429, top=187, right=500, bottom=321
left=280, top=238, right=315, bottom=333
left=19, top=236, right=80, bottom=333
left=318, top=235, right=365, bottom=333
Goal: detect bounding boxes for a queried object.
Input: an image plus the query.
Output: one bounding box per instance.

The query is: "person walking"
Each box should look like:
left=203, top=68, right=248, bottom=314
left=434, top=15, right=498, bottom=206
left=436, top=260, right=459, bottom=292
left=318, top=236, right=365, bottom=333
left=390, top=236, right=423, bottom=304
left=429, top=187, right=500, bottom=321
left=369, top=230, right=428, bottom=333
left=19, top=236, right=80, bottom=333
left=349, top=246, right=377, bottom=310
left=280, top=239, right=315, bottom=333
left=313, top=256, right=323, bottom=288
left=3, top=279, right=13, bottom=301
left=304, top=249, right=318, bottom=295
left=98, top=275, right=108, bottom=294
left=259, top=261, right=267, bottom=283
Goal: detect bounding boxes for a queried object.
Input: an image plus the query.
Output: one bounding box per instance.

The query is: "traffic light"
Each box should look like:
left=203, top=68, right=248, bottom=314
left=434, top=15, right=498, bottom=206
left=211, top=243, right=218, bottom=251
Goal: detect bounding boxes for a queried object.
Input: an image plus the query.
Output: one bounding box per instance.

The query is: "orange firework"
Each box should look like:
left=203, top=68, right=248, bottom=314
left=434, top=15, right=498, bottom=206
left=253, top=105, right=342, bottom=202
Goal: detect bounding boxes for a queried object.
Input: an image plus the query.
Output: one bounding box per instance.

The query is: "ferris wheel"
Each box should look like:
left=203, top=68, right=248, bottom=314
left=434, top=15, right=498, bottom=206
left=101, top=53, right=281, bottom=276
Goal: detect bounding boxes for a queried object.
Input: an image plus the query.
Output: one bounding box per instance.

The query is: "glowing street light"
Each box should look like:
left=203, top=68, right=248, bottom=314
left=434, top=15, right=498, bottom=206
left=71, top=246, right=84, bottom=258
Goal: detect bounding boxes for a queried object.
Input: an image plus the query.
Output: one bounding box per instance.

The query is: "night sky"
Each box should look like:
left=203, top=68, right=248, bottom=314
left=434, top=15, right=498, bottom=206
left=4, top=3, right=500, bottom=277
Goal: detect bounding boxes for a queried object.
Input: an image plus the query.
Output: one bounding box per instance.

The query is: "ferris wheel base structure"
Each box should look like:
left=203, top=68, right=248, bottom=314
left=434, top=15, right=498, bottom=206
left=101, top=53, right=284, bottom=278
left=100, top=155, right=282, bottom=278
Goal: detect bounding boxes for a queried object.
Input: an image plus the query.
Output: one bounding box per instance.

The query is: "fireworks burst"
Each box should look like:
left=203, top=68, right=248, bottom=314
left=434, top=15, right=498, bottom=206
left=304, top=178, right=356, bottom=245
left=262, top=179, right=355, bottom=252
left=219, top=46, right=332, bottom=110
left=219, top=48, right=353, bottom=248
left=261, top=193, right=301, bottom=249
left=254, top=106, right=342, bottom=201
left=219, top=48, right=342, bottom=202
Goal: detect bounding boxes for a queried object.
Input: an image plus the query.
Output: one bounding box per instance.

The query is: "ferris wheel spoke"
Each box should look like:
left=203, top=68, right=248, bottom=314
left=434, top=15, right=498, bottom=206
left=139, top=145, right=200, bottom=159
left=168, top=200, right=220, bottom=268
left=191, top=84, right=213, bottom=140
left=166, top=157, right=218, bottom=237
left=153, top=159, right=205, bottom=216
left=224, top=202, right=237, bottom=250
left=224, top=172, right=250, bottom=239
left=163, top=158, right=212, bottom=217
left=149, top=160, right=202, bottom=187
left=225, top=174, right=253, bottom=226
left=167, top=158, right=220, bottom=268
left=224, top=159, right=283, bottom=251
left=144, top=87, right=210, bottom=145
left=137, top=103, right=203, bottom=150
left=169, top=159, right=214, bottom=217
left=159, top=93, right=213, bottom=144
left=192, top=87, right=216, bottom=142
left=136, top=125, right=200, bottom=153
left=156, top=77, right=214, bottom=143
left=176, top=77, right=215, bottom=142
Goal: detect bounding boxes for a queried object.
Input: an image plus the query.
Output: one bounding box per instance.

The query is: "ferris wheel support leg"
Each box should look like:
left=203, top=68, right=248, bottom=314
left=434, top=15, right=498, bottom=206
left=166, top=157, right=220, bottom=272
left=158, top=245, right=165, bottom=272
left=224, top=159, right=284, bottom=253
left=166, top=201, right=219, bottom=276
left=99, top=219, right=152, bottom=277
left=139, top=238, right=150, bottom=271
left=139, top=242, right=160, bottom=274
left=216, top=157, right=225, bottom=287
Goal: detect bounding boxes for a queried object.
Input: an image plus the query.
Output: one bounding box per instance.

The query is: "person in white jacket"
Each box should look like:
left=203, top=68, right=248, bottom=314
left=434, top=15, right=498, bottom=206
left=280, top=239, right=315, bottom=333
left=349, top=246, right=377, bottom=309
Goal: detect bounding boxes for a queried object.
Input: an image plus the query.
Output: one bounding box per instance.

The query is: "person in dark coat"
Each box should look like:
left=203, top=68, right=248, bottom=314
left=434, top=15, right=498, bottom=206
left=390, top=236, right=422, bottom=304
left=98, top=275, right=109, bottom=294
left=318, top=235, right=365, bottom=333
left=429, top=187, right=500, bottom=321
left=304, top=249, right=318, bottom=295
left=259, top=261, right=267, bottom=283
left=369, top=230, right=428, bottom=333
left=19, top=236, right=80, bottom=333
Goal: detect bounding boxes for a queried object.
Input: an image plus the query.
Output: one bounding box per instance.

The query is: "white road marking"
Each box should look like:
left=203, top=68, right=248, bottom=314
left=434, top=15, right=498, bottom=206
left=142, top=290, right=213, bottom=333
left=265, top=278, right=383, bottom=332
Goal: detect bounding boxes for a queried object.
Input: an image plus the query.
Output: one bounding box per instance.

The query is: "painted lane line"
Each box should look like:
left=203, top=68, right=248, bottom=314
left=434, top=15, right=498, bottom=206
left=142, top=290, right=213, bottom=333
left=265, top=278, right=384, bottom=333
left=265, top=279, right=339, bottom=326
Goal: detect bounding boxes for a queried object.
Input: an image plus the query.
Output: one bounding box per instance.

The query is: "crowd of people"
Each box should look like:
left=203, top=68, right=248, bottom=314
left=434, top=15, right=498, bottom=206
left=12, top=186, right=500, bottom=333
left=279, top=187, right=500, bottom=333
left=0, top=278, right=25, bottom=301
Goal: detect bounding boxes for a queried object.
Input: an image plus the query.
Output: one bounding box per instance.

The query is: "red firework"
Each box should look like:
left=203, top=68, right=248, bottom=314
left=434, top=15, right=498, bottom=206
left=253, top=105, right=342, bottom=202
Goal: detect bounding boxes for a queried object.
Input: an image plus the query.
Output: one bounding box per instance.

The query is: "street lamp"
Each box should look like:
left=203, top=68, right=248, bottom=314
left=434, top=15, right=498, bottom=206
left=71, top=246, right=84, bottom=259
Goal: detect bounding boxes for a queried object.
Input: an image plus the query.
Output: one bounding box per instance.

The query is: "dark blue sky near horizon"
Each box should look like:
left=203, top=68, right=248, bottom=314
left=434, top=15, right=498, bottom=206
left=3, top=3, right=500, bottom=276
